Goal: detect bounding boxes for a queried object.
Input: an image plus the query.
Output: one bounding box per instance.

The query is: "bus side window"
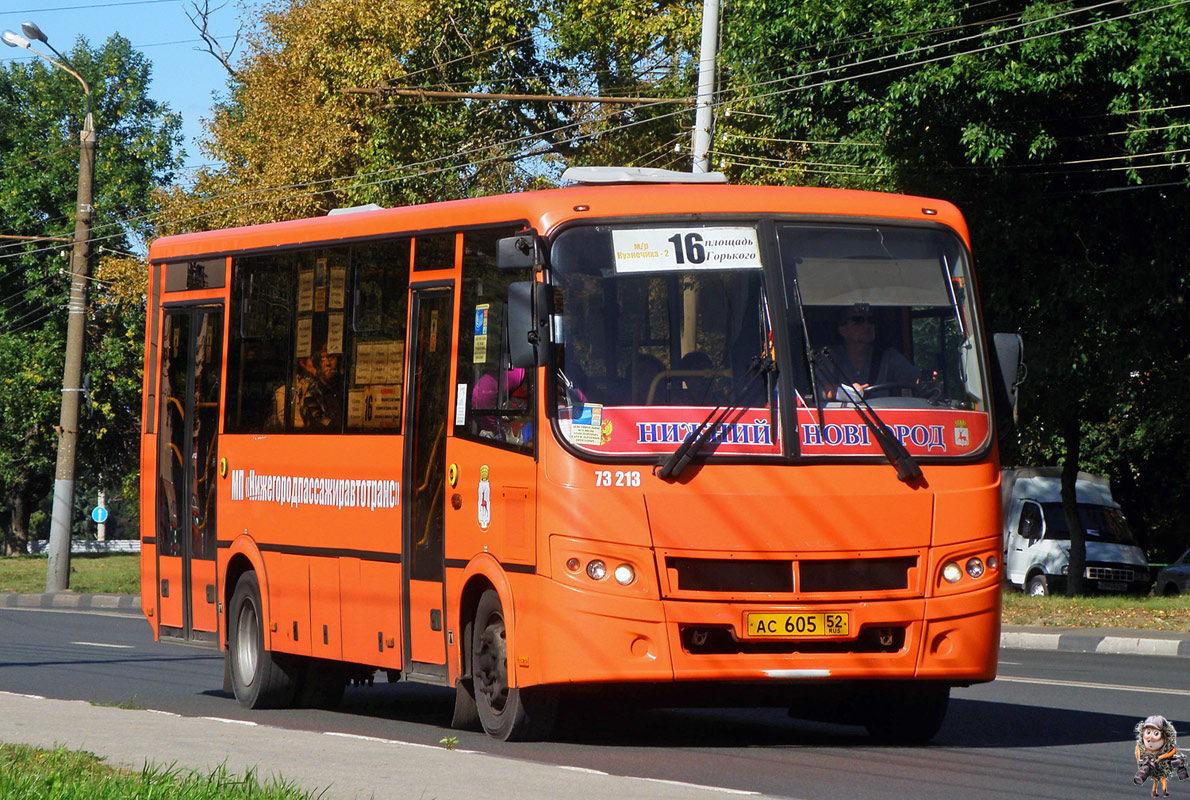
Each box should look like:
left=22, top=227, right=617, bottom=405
left=344, top=239, right=410, bottom=433
left=226, top=254, right=294, bottom=433
left=454, top=227, right=534, bottom=453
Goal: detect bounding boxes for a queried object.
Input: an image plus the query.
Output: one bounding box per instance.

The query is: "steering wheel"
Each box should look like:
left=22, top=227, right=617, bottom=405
left=863, top=381, right=943, bottom=403
left=861, top=382, right=921, bottom=399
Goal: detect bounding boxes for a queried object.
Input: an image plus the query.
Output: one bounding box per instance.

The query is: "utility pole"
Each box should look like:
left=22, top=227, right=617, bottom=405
left=4, top=22, right=96, bottom=592
left=690, top=0, right=720, bottom=174
left=46, top=92, right=96, bottom=592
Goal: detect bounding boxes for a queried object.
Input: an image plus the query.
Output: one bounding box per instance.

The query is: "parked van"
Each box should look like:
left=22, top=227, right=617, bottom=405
left=1001, top=467, right=1150, bottom=596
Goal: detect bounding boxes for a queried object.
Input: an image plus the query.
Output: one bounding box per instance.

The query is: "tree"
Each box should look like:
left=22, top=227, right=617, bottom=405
left=719, top=0, right=1190, bottom=575
left=162, top=0, right=703, bottom=232
left=0, top=35, right=183, bottom=553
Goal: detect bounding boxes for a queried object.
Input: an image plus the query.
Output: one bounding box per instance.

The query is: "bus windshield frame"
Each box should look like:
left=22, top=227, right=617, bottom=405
left=546, top=216, right=992, bottom=466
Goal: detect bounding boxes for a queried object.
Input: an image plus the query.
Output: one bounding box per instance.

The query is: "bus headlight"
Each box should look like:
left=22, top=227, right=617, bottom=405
left=586, top=560, right=607, bottom=580
left=942, top=561, right=963, bottom=583
left=966, top=558, right=985, bottom=579
left=613, top=564, right=635, bottom=585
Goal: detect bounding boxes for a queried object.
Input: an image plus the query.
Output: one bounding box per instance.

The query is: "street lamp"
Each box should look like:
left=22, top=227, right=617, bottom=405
left=3, top=22, right=96, bottom=592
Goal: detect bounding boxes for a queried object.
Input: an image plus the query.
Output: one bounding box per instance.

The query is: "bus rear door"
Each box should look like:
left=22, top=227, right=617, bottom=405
left=402, top=286, right=453, bottom=680
left=154, top=305, right=222, bottom=646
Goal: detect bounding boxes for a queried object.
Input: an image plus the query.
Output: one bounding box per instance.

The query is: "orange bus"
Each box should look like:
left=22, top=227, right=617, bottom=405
left=140, top=167, right=1022, bottom=742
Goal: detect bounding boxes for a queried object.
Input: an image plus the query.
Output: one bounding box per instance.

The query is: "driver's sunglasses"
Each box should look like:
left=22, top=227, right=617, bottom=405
left=847, top=315, right=875, bottom=325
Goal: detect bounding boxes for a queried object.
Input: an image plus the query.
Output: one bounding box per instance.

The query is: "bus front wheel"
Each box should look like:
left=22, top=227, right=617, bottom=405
left=471, top=589, right=556, bottom=741
left=228, top=572, right=299, bottom=709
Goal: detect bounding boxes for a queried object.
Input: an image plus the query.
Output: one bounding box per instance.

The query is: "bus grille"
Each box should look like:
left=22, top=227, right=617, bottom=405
left=679, top=624, right=906, bottom=655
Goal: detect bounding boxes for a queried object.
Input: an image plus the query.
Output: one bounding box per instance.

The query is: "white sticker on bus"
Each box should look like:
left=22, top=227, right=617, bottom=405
left=612, top=227, right=762, bottom=273
left=229, top=469, right=399, bottom=510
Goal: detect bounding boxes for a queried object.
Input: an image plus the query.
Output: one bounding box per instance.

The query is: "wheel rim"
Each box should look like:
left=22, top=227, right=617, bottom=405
left=235, top=601, right=259, bottom=686
left=475, top=613, right=509, bottom=715
left=1028, top=581, right=1045, bottom=597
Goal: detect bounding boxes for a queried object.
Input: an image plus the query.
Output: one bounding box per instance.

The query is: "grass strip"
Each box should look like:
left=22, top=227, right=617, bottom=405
left=0, top=554, right=139, bottom=595
left=1001, top=591, right=1190, bottom=630
left=0, top=742, right=322, bottom=799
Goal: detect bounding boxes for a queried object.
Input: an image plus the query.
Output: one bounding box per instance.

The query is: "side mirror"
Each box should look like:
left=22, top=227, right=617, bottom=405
left=991, top=333, right=1025, bottom=434
left=508, top=281, right=551, bottom=368
left=497, top=231, right=543, bottom=271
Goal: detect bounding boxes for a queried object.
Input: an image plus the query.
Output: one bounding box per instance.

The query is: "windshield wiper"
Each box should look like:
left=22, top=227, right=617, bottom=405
left=654, top=354, right=776, bottom=482
left=810, top=349, right=923, bottom=483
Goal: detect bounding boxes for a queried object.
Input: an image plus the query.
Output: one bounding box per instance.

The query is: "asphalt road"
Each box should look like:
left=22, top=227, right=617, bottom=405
left=0, top=607, right=1187, bottom=800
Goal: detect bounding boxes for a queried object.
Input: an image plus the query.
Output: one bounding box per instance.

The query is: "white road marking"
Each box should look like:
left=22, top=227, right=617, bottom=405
left=70, top=641, right=134, bottom=649
left=996, top=675, right=1190, bottom=697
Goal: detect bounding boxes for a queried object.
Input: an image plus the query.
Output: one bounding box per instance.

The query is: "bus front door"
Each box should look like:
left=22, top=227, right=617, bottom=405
left=154, top=305, right=222, bottom=646
left=402, top=287, right=453, bottom=681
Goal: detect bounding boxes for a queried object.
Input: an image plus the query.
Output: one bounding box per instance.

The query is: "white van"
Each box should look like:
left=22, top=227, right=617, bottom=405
left=1001, top=467, right=1150, bottom=596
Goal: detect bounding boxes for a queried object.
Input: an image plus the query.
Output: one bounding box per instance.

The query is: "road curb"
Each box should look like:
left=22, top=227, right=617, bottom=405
left=1000, top=627, right=1190, bottom=658
left=0, top=592, right=141, bottom=615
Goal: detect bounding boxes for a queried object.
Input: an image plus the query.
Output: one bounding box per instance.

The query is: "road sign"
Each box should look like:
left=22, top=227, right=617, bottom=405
left=91, top=506, right=108, bottom=524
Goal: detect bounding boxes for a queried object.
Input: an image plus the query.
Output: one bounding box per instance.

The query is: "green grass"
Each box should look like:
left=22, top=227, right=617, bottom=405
left=0, top=743, right=321, bottom=799
left=0, top=554, right=139, bottom=595
left=1001, top=590, right=1190, bottom=631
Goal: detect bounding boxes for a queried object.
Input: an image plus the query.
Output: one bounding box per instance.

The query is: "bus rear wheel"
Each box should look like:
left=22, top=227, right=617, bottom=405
left=471, top=589, right=556, bottom=741
left=228, top=572, right=299, bottom=709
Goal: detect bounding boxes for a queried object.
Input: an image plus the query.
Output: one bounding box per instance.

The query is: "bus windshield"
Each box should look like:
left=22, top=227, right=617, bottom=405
left=549, top=220, right=990, bottom=459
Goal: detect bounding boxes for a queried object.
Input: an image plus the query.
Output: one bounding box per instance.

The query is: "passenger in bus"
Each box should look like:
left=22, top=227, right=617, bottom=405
left=300, top=346, right=342, bottom=429
left=632, top=353, right=664, bottom=404
left=821, top=304, right=925, bottom=400
left=471, top=367, right=530, bottom=443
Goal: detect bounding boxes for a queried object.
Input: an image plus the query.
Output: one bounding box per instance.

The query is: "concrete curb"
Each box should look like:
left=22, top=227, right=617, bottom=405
left=0, top=592, right=142, bottom=615
left=1000, top=626, right=1190, bottom=658
left=3, top=593, right=1187, bottom=656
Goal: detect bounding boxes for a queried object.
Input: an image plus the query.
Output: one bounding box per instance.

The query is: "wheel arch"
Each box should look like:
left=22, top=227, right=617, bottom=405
left=223, top=537, right=268, bottom=649
left=455, top=554, right=517, bottom=687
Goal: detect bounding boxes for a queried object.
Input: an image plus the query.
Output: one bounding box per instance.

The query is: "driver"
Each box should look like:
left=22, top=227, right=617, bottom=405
left=822, top=304, right=926, bottom=400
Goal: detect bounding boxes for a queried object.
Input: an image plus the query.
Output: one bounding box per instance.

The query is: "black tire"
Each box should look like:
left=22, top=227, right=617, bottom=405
left=471, top=589, right=556, bottom=741
left=1026, top=574, right=1049, bottom=597
left=228, top=572, right=299, bottom=709
left=864, top=684, right=950, bottom=744
left=1163, top=582, right=1180, bottom=597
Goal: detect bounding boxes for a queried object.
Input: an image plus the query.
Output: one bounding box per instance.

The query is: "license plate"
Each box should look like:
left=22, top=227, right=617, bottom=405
left=745, top=612, right=849, bottom=638
left=1098, top=581, right=1126, bottom=591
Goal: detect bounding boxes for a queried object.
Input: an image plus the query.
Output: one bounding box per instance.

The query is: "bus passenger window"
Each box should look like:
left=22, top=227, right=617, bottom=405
left=225, top=254, right=294, bottom=433
left=454, top=228, right=534, bottom=453
left=345, top=240, right=410, bottom=433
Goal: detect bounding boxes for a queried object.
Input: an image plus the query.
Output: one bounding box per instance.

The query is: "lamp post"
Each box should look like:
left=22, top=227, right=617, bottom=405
left=3, top=22, right=96, bottom=592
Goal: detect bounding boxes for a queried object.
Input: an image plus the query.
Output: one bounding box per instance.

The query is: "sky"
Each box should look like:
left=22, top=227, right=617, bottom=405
left=1, top=0, right=261, bottom=174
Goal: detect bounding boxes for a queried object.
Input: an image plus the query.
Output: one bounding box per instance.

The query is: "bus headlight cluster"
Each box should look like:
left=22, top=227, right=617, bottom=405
left=567, top=556, right=635, bottom=585
left=941, top=554, right=998, bottom=585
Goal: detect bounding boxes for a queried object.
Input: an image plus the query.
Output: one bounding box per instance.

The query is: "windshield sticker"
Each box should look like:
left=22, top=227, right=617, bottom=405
left=612, top=227, right=762, bottom=273
left=473, top=304, right=489, bottom=362
left=559, top=406, right=988, bottom=457
left=564, top=403, right=605, bottom=445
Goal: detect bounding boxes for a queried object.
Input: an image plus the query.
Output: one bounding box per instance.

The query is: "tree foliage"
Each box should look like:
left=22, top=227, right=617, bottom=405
left=159, top=0, right=703, bottom=230
left=720, top=0, right=1190, bottom=565
left=0, top=35, right=183, bottom=552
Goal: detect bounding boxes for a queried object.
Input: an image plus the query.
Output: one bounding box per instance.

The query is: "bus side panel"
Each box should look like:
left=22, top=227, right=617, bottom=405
left=359, top=559, right=403, bottom=669
left=189, top=557, right=218, bottom=634
left=309, top=556, right=342, bottom=661
left=217, top=434, right=403, bottom=664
